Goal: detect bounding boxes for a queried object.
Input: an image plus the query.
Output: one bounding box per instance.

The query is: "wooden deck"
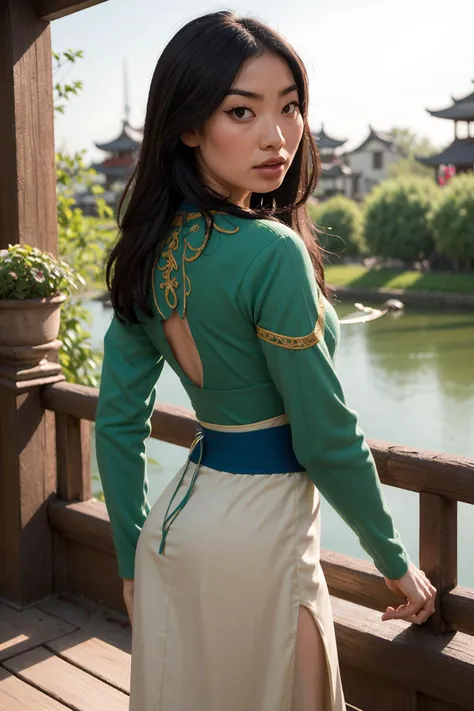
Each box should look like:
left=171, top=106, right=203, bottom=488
left=0, top=595, right=131, bottom=710
left=0, top=594, right=363, bottom=711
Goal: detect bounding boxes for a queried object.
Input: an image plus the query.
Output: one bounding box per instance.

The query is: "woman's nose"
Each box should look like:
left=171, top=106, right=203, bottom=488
left=260, top=121, right=285, bottom=151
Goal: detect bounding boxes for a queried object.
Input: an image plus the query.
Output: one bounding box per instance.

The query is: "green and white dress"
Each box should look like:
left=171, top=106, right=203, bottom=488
left=96, top=203, right=410, bottom=711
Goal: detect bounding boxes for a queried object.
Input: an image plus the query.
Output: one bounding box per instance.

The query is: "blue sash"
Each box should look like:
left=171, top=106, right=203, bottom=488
left=159, top=423, right=303, bottom=554
left=189, top=423, right=302, bottom=473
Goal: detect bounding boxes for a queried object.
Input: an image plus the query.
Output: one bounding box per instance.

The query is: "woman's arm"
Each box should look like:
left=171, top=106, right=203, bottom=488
left=96, top=315, right=164, bottom=580
left=241, top=225, right=409, bottom=580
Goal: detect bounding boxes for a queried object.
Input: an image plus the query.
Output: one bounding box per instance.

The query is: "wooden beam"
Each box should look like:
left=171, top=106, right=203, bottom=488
left=0, top=388, right=56, bottom=605
left=333, top=595, right=474, bottom=710
left=36, top=0, right=107, bottom=22
left=41, top=381, right=474, bottom=503
left=55, top=413, right=92, bottom=501
left=0, top=0, right=57, bottom=254
left=420, top=493, right=457, bottom=633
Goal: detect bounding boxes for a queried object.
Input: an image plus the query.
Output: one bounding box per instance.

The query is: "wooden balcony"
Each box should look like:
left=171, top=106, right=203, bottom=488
left=2, top=380, right=472, bottom=710
left=1, top=0, right=474, bottom=708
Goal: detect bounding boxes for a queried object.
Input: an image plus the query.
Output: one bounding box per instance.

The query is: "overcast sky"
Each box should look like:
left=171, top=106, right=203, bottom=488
left=52, top=0, right=474, bottom=161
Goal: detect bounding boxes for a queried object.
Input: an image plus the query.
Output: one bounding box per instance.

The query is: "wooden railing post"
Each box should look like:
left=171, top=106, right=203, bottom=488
left=419, top=492, right=457, bottom=633
left=0, top=0, right=62, bottom=607
left=0, top=382, right=61, bottom=606
left=55, top=413, right=92, bottom=501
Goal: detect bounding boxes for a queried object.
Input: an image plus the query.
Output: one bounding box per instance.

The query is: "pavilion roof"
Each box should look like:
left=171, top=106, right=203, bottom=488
left=312, top=124, right=347, bottom=150
left=426, top=81, right=474, bottom=121
left=321, top=162, right=352, bottom=178
left=95, top=120, right=143, bottom=153
left=416, top=138, right=474, bottom=167
left=345, top=126, right=401, bottom=155
left=91, top=163, right=135, bottom=177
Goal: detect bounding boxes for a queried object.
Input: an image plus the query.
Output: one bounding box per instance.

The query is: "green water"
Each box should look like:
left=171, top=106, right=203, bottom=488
left=85, top=299, right=474, bottom=586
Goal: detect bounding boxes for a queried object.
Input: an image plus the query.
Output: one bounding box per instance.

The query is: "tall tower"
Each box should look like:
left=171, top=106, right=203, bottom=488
left=92, top=59, right=143, bottom=194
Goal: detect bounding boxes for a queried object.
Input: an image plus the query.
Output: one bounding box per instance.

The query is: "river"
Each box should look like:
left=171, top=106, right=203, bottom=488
left=84, top=297, right=474, bottom=587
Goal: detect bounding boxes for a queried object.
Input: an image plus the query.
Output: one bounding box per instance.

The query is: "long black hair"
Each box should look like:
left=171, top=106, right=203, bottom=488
left=106, top=10, right=325, bottom=323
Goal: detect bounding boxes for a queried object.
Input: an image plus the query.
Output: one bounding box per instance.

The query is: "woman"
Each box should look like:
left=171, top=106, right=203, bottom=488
left=96, top=11, right=436, bottom=711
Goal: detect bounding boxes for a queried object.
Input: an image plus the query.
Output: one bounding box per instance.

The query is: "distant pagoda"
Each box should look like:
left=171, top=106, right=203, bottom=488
left=93, top=120, right=142, bottom=189
left=416, top=81, right=474, bottom=174
left=92, top=62, right=143, bottom=190
left=312, top=124, right=351, bottom=199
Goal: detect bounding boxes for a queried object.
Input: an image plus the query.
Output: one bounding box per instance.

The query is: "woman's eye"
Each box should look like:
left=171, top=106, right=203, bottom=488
left=282, top=101, right=299, bottom=115
left=227, top=107, right=253, bottom=120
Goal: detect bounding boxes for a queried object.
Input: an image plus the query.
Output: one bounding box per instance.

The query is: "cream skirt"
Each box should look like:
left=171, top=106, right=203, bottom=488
left=130, top=446, right=345, bottom=710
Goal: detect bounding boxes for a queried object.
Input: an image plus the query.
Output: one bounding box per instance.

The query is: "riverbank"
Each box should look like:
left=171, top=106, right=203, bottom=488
left=326, top=265, right=474, bottom=309
left=80, top=265, right=474, bottom=310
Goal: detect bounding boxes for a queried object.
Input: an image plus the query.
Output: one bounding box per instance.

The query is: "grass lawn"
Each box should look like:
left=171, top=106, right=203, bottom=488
left=326, top=265, right=474, bottom=294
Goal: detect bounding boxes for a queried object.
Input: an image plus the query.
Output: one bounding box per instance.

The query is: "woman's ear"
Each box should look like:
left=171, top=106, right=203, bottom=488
left=181, top=130, right=200, bottom=148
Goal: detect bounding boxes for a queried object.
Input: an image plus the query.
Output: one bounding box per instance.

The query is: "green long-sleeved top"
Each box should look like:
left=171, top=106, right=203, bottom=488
left=96, top=203, right=410, bottom=580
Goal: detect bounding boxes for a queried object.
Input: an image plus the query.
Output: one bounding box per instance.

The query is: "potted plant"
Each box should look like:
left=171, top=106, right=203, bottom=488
left=0, top=243, right=84, bottom=369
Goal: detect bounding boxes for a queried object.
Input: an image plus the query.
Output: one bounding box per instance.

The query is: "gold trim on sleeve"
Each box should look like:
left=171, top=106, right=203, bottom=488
left=256, top=293, right=325, bottom=350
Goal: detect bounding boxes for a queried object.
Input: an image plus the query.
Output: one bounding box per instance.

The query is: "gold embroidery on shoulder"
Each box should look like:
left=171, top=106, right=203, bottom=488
left=184, top=215, right=211, bottom=264
left=156, top=228, right=180, bottom=314
left=152, top=213, right=215, bottom=318
left=257, top=293, right=325, bottom=350
left=213, top=222, right=240, bottom=235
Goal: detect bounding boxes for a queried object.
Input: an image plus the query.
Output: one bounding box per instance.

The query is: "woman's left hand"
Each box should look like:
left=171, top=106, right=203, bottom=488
left=123, top=578, right=134, bottom=625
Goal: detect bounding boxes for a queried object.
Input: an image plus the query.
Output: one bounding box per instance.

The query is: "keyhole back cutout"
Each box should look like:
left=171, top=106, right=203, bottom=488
left=161, top=311, right=204, bottom=389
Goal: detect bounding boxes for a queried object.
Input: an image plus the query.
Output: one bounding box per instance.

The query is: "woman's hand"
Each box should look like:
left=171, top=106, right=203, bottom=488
left=382, top=564, right=437, bottom=625
left=123, top=578, right=134, bottom=625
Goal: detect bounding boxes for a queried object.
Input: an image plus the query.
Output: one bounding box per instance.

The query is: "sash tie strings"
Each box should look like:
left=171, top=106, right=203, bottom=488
left=159, top=432, right=204, bottom=555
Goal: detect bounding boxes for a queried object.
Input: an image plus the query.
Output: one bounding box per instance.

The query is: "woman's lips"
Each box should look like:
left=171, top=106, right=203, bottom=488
left=253, top=161, right=287, bottom=177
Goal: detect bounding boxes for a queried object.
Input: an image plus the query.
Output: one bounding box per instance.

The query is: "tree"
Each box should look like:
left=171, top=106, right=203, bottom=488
left=364, top=177, right=440, bottom=264
left=388, top=127, right=439, bottom=179
left=308, top=196, right=365, bottom=259
left=432, top=174, right=474, bottom=270
left=54, top=50, right=114, bottom=386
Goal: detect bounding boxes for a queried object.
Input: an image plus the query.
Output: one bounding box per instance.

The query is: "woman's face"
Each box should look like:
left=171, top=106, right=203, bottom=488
left=182, top=53, right=305, bottom=207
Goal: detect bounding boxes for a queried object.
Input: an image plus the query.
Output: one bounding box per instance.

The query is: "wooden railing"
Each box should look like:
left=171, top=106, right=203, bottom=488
left=40, top=381, right=474, bottom=711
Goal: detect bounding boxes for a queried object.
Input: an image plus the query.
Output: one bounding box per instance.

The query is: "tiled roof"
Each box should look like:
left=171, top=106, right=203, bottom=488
left=427, top=82, right=474, bottom=121
left=312, top=124, right=347, bottom=151
left=416, top=138, right=474, bottom=167
left=345, top=126, right=401, bottom=155
left=95, top=121, right=143, bottom=153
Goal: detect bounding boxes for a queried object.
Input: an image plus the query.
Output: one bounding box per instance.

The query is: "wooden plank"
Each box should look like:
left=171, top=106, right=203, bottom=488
left=56, top=413, right=92, bottom=501
left=55, top=538, right=125, bottom=612
left=48, top=499, right=116, bottom=556
left=417, top=695, right=465, bottom=711
left=321, top=550, right=394, bottom=611
left=36, top=0, right=107, bottom=22
left=3, top=646, right=129, bottom=710
left=38, top=594, right=130, bottom=653
left=48, top=496, right=474, bottom=634
left=420, top=493, right=457, bottom=633
left=0, top=387, right=55, bottom=605
left=332, top=596, right=474, bottom=710
left=373, top=442, right=474, bottom=505
left=47, top=629, right=130, bottom=693
left=0, top=0, right=57, bottom=253
left=341, top=664, right=417, bottom=711
left=0, top=602, right=74, bottom=661
left=0, top=667, right=69, bottom=711
left=444, top=587, right=474, bottom=636
left=41, top=382, right=199, bottom=447
left=40, top=382, right=474, bottom=502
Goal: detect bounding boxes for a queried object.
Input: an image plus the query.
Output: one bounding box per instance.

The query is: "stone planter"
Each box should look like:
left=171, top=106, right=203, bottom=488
left=0, top=294, right=66, bottom=373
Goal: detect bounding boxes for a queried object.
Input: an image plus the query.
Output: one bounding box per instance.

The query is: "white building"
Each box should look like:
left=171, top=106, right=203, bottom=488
left=343, top=126, right=403, bottom=199
left=312, top=125, right=353, bottom=200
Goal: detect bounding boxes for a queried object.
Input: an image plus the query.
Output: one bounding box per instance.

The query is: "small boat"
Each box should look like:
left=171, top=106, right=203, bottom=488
left=339, top=299, right=404, bottom=325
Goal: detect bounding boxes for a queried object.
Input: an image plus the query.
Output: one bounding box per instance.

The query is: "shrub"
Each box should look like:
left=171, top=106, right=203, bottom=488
left=432, top=174, right=474, bottom=270
left=0, top=243, right=82, bottom=300
left=309, top=196, right=364, bottom=259
left=363, top=177, right=440, bottom=263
